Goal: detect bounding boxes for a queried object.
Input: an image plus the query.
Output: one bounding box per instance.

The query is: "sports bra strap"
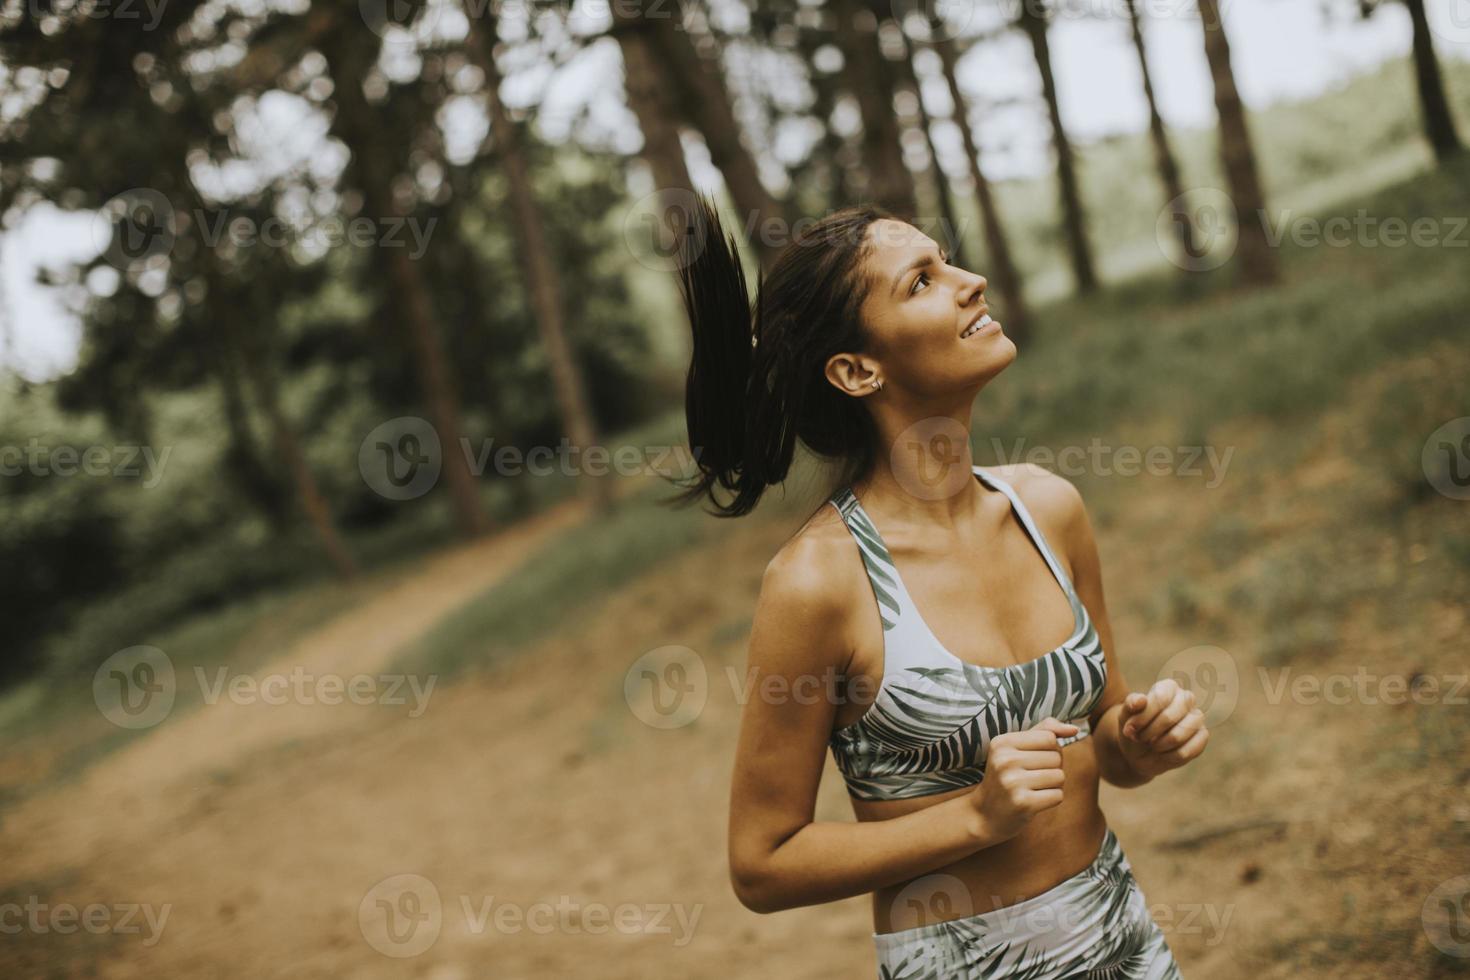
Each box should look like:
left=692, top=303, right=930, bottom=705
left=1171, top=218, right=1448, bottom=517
left=971, top=467, right=1080, bottom=602
left=828, top=487, right=907, bottom=632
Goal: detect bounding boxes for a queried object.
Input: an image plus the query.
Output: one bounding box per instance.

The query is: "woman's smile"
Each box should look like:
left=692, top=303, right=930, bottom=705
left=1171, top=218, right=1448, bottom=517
left=961, top=311, right=998, bottom=339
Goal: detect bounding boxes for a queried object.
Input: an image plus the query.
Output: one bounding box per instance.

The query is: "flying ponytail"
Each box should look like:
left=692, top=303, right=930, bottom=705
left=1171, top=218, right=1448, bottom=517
left=670, top=193, right=762, bottom=516
left=668, top=192, right=894, bottom=517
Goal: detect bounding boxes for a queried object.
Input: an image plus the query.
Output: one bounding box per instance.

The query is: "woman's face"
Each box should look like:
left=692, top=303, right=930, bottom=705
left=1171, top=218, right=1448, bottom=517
left=848, top=219, right=1017, bottom=395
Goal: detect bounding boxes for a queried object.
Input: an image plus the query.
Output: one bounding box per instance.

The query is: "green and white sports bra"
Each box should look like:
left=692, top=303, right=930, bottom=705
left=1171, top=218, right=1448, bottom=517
left=827, top=465, right=1107, bottom=802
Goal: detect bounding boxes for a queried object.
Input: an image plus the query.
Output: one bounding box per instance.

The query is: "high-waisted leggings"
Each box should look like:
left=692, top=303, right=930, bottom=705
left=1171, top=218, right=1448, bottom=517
left=872, top=828, right=1183, bottom=979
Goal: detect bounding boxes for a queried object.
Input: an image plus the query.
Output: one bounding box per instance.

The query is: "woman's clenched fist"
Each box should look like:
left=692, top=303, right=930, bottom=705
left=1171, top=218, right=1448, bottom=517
left=967, top=717, right=1078, bottom=844
left=1117, top=678, right=1209, bottom=779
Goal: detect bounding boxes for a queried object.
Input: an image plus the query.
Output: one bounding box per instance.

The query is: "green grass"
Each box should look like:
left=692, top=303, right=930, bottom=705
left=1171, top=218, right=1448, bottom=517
left=954, top=55, right=1470, bottom=302
left=981, top=156, right=1470, bottom=447
left=391, top=476, right=730, bottom=680
left=981, top=155, right=1470, bottom=670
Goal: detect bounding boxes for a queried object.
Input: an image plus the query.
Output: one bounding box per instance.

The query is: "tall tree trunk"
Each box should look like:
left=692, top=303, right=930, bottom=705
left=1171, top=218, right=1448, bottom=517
left=610, top=2, right=695, bottom=195
left=608, top=1, right=699, bottom=276
left=239, top=343, right=359, bottom=580
left=203, top=264, right=357, bottom=579
left=932, top=30, right=1030, bottom=345
left=832, top=0, right=918, bottom=216
left=652, top=2, right=788, bottom=268
left=322, top=33, right=487, bottom=536
left=167, top=47, right=358, bottom=574
left=208, top=340, right=292, bottom=532
left=468, top=15, right=609, bottom=508
left=202, top=312, right=356, bottom=579
left=892, top=26, right=964, bottom=264
left=1127, top=0, right=1197, bottom=261
left=796, top=19, right=852, bottom=209
left=1017, top=0, right=1097, bottom=294
left=1198, top=0, right=1278, bottom=285
left=1404, top=0, right=1463, bottom=162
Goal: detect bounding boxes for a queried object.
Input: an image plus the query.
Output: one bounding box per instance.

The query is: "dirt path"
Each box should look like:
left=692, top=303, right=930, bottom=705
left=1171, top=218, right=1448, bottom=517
left=0, top=459, right=1459, bottom=978
left=2, top=495, right=589, bottom=889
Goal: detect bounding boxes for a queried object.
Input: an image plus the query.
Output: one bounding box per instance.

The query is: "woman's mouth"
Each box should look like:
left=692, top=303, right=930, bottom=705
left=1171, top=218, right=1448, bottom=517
left=961, top=313, right=996, bottom=339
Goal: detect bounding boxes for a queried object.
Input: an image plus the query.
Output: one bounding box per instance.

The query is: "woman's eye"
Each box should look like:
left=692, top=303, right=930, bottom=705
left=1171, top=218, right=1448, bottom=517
left=910, top=272, right=929, bottom=295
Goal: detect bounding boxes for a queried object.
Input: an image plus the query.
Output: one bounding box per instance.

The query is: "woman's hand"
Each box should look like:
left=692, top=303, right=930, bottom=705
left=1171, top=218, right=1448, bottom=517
left=967, top=717, right=1078, bottom=843
left=1116, top=678, right=1209, bottom=780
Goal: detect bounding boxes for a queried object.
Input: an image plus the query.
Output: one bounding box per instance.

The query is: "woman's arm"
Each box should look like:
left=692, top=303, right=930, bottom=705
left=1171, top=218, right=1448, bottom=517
left=1039, top=470, right=1209, bottom=788
left=728, top=533, right=1073, bottom=914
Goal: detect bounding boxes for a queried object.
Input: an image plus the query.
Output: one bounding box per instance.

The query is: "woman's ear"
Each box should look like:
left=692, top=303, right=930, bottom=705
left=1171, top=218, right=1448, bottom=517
left=824, top=352, right=881, bottom=397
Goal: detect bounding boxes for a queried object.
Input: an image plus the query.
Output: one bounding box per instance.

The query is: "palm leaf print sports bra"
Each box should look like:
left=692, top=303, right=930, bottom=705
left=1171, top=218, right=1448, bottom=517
left=827, top=465, right=1107, bottom=802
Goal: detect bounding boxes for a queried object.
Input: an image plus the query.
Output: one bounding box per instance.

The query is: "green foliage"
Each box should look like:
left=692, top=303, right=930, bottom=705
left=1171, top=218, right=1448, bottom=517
left=978, top=154, right=1470, bottom=459
left=967, top=57, right=1470, bottom=299
left=394, top=477, right=724, bottom=680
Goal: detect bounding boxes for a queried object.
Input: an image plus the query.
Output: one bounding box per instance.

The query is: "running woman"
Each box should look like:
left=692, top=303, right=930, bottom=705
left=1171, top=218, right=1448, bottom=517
left=671, top=195, right=1208, bottom=978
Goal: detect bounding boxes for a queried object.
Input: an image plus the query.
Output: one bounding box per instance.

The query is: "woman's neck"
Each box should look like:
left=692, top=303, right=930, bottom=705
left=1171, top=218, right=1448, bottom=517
left=851, top=411, right=990, bottom=531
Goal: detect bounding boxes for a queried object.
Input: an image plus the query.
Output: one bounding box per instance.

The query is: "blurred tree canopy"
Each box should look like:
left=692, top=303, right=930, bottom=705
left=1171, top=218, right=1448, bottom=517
left=0, top=0, right=661, bottom=683
left=0, top=0, right=1462, bottom=687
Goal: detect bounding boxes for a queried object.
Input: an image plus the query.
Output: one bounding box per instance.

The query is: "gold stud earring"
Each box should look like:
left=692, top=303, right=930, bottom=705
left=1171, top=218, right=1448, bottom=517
left=870, top=379, right=883, bottom=391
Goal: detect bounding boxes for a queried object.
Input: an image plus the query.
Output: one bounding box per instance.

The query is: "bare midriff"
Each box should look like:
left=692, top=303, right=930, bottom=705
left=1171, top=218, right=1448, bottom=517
left=851, top=737, right=1108, bottom=935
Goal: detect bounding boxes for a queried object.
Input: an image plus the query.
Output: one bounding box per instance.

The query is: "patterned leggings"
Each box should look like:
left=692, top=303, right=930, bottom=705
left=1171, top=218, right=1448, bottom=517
left=873, top=829, right=1183, bottom=979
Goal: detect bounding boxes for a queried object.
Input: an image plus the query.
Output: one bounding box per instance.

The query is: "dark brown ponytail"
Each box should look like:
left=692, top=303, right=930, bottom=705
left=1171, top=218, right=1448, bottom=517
left=668, top=193, right=894, bottom=517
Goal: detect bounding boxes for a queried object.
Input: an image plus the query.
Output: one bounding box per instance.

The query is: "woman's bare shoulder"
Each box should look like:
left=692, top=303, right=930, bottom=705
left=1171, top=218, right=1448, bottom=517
left=762, top=502, right=861, bottom=605
left=987, top=462, right=1087, bottom=537
left=751, top=503, right=863, bottom=665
